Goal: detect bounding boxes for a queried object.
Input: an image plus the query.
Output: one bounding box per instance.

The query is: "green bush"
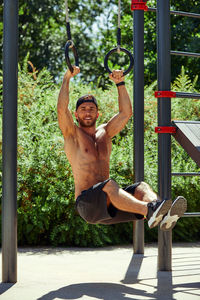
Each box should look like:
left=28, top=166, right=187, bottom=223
left=0, top=61, right=199, bottom=246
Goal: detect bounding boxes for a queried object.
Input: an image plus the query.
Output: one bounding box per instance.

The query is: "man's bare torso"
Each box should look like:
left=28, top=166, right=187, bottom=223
left=57, top=68, right=132, bottom=199
left=64, top=124, right=112, bottom=198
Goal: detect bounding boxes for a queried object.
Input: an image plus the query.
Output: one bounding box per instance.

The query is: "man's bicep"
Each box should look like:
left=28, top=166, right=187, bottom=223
left=105, top=112, right=130, bottom=138
left=57, top=108, right=76, bottom=138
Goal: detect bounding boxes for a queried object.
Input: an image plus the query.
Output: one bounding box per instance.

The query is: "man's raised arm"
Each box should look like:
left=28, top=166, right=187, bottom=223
left=105, top=70, right=132, bottom=138
left=57, top=66, right=80, bottom=139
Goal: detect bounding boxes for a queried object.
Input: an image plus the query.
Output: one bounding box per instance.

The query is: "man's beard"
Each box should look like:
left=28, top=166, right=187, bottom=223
left=77, top=117, right=97, bottom=128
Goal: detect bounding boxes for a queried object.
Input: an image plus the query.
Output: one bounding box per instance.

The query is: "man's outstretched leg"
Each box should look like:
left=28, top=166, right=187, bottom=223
left=102, top=180, right=172, bottom=229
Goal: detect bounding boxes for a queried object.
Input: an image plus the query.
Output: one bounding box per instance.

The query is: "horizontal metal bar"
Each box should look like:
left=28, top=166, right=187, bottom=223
left=171, top=51, right=200, bottom=58
left=148, top=7, right=200, bottom=18
left=173, top=120, right=200, bottom=124
left=172, top=172, right=200, bottom=176
left=183, top=212, right=200, bottom=217
left=175, top=92, right=200, bottom=99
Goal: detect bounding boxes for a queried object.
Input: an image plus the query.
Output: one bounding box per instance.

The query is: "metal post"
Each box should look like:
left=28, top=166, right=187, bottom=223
left=133, top=8, right=144, bottom=254
left=157, top=0, right=172, bottom=271
left=2, top=0, right=18, bottom=283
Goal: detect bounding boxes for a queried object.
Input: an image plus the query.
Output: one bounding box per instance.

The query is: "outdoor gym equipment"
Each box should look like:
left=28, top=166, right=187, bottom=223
left=2, top=0, right=200, bottom=283
left=104, top=0, right=134, bottom=75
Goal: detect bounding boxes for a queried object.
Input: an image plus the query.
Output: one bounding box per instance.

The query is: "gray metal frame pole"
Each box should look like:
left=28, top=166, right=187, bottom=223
left=2, top=0, right=18, bottom=283
left=157, top=0, right=172, bottom=271
left=133, top=9, right=144, bottom=254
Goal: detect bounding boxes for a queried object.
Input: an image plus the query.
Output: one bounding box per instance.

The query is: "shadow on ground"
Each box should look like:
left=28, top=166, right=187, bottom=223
left=0, top=283, right=15, bottom=295
left=35, top=280, right=200, bottom=300
left=36, top=252, right=200, bottom=300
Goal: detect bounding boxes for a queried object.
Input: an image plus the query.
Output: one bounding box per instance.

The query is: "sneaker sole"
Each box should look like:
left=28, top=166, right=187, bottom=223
left=148, top=200, right=172, bottom=229
left=160, top=196, right=187, bottom=231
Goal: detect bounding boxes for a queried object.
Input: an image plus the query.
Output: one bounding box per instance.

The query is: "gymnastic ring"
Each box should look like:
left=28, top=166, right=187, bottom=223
left=65, top=40, right=79, bottom=73
left=104, top=47, right=134, bottom=76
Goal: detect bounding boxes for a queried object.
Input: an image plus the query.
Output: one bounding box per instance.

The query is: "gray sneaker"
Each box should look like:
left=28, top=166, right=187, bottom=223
left=147, top=199, right=172, bottom=229
left=160, top=196, right=187, bottom=231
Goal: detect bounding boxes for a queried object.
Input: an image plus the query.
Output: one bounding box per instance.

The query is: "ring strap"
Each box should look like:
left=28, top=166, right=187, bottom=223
left=64, top=0, right=79, bottom=72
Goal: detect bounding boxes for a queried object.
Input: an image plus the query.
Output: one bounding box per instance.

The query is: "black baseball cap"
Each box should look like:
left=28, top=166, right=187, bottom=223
left=76, top=94, right=98, bottom=111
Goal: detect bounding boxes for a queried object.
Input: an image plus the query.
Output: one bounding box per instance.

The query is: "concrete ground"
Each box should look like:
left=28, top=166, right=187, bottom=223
left=0, top=243, right=200, bottom=300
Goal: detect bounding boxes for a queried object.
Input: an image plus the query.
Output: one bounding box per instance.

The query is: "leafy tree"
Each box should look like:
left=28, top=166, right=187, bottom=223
left=1, top=0, right=200, bottom=88
left=0, top=0, right=115, bottom=82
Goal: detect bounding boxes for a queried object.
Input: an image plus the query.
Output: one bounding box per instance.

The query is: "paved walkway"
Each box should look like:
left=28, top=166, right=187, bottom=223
left=0, top=243, right=200, bottom=300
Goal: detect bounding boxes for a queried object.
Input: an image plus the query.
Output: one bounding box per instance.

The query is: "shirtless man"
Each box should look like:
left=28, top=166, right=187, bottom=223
left=57, top=66, right=187, bottom=230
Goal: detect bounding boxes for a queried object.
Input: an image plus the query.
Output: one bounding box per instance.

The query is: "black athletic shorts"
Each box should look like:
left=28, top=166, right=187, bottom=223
left=75, top=179, right=144, bottom=225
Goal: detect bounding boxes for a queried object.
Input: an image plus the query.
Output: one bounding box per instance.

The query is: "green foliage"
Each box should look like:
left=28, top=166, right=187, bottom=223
left=0, top=62, right=199, bottom=246
left=171, top=66, right=200, bottom=120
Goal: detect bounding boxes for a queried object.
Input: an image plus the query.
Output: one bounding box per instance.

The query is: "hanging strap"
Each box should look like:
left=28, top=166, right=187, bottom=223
left=65, top=0, right=72, bottom=41
left=64, top=0, right=79, bottom=72
left=117, top=0, right=121, bottom=50
left=104, top=0, right=134, bottom=75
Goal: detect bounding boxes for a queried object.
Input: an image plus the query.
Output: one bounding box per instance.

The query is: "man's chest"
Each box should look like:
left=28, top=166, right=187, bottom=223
left=77, top=129, right=111, bottom=160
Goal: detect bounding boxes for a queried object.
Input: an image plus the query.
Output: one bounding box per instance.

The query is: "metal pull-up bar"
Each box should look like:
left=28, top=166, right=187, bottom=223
left=183, top=213, right=200, bottom=217
left=148, top=7, right=200, bottom=19
left=155, top=91, right=200, bottom=99
left=175, top=92, right=200, bottom=99
left=170, top=50, right=200, bottom=58
left=172, top=172, right=200, bottom=176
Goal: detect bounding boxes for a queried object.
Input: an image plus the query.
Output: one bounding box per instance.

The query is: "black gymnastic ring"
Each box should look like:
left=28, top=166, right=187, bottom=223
left=65, top=41, right=79, bottom=73
left=104, top=47, right=134, bottom=76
